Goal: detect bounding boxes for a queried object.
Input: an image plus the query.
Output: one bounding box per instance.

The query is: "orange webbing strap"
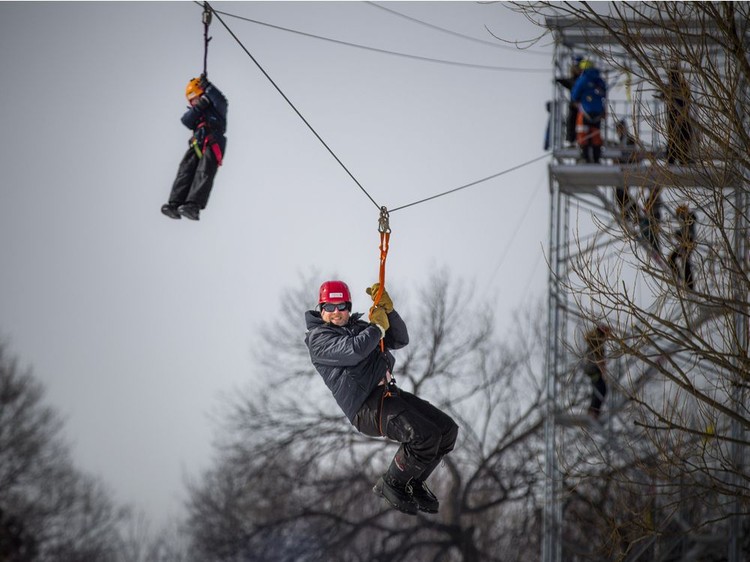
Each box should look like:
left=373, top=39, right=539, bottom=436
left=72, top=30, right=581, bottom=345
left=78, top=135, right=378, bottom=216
left=374, top=207, right=393, bottom=435
left=374, top=207, right=390, bottom=352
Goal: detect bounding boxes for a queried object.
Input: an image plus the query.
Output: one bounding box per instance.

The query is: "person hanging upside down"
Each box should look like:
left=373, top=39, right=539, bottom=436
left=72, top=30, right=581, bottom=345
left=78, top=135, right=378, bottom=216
left=304, top=280, right=458, bottom=515
left=161, top=75, right=228, bottom=221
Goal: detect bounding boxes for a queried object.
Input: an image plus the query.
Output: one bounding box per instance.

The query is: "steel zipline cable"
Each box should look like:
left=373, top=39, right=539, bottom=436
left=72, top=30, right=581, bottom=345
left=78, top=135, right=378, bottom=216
left=202, top=2, right=551, bottom=217
left=205, top=2, right=381, bottom=210
left=209, top=5, right=548, bottom=73
left=365, top=1, right=551, bottom=57
left=388, top=152, right=551, bottom=214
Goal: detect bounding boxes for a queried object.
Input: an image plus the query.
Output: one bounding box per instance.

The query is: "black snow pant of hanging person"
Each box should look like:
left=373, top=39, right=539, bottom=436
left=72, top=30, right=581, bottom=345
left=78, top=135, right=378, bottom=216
left=354, top=383, right=458, bottom=484
left=584, top=363, right=607, bottom=420
left=168, top=144, right=220, bottom=212
left=669, top=247, right=695, bottom=290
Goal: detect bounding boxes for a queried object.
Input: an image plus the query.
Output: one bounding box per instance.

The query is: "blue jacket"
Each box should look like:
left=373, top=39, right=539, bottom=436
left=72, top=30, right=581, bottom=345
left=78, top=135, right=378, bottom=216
left=571, top=68, right=607, bottom=118
left=305, top=310, right=409, bottom=423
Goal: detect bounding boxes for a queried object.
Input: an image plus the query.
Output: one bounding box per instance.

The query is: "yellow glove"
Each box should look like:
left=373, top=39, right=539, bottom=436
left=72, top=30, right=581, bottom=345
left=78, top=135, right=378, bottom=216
left=369, top=306, right=390, bottom=338
left=365, top=283, right=393, bottom=313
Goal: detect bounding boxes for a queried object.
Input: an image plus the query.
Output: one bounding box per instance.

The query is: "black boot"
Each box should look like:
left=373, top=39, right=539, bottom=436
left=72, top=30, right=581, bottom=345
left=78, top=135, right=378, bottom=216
left=407, top=479, right=439, bottom=513
left=373, top=457, right=420, bottom=515
left=161, top=203, right=181, bottom=220
left=373, top=474, right=418, bottom=515
left=177, top=202, right=200, bottom=221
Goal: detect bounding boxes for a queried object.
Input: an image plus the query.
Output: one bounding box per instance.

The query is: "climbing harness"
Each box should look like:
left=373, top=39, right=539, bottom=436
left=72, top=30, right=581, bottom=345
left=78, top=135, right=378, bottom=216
left=378, top=380, right=398, bottom=436
left=190, top=136, right=224, bottom=166
left=202, top=2, right=212, bottom=78
left=191, top=138, right=203, bottom=159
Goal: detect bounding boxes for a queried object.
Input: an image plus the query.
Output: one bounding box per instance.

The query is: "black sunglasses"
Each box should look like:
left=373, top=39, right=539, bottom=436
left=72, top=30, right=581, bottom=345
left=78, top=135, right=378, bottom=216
left=321, top=302, right=351, bottom=313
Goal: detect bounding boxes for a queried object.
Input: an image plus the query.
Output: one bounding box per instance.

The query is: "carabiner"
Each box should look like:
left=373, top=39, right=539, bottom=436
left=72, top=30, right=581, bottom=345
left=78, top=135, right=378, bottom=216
left=378, top=206, right=391, bottom=234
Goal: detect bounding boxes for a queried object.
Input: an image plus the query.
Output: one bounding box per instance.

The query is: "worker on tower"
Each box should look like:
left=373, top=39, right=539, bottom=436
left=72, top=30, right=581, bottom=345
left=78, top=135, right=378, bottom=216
left=640, top=187, right=664, bottom=255
left=161, top=75, right=228, bottom=221
left=555, top=55, right=584, bottom=146
left=657, top=63, right=694, bottom=165
left=615, top=185, right=638, bottom=224
left=571, top=59, right=607, bottom=163
left=668, top=205, right=697, bottom=290
left=612, top=120, right=644, bottom=224
left=582, top=324, right=610, bottom=420
left=614, top=119, right=642, bottom=165
left=304, top=280, right=458, bottom=515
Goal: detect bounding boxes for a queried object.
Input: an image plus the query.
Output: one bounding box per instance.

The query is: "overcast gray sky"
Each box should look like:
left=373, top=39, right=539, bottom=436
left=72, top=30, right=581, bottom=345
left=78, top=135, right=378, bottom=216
left=0, top=1, right=551, bottom=525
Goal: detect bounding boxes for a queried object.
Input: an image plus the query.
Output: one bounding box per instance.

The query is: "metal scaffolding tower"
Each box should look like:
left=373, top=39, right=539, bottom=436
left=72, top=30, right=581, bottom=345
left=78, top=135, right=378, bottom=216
left=542, top=15, right=749, bottom=562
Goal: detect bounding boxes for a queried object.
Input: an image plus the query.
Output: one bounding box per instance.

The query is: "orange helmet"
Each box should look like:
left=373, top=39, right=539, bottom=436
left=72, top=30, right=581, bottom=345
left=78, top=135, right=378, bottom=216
left=185, top=77, right=204, bottom=101
left=319, top=280, right=351, bottom=304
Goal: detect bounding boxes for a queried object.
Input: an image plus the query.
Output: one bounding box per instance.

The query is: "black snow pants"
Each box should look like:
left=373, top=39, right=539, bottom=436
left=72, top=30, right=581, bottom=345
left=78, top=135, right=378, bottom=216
left=354, top=383, right=458, bottom=482
left=584, top=363, right=607, bottom=417
left=168, top=144, right=220, bottom=210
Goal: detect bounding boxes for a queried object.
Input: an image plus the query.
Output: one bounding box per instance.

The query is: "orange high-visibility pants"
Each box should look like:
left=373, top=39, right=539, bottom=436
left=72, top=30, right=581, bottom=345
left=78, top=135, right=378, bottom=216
left=576, top=111, right=603, bottom=147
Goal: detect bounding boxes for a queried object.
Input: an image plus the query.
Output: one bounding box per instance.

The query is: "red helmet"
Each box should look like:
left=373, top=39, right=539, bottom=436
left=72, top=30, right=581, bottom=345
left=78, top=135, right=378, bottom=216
left=319, top=280, right=351, bottom=304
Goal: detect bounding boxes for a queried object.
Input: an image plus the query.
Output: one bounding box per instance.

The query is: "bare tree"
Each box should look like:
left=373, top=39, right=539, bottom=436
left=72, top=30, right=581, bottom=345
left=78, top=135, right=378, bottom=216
left=117, top=509, right=192, bottom=562
left=184, top=272, right=549, bottom=561
left=512, top=2, right=750, bottom=559
left=0, top=341, right=129, bottom=561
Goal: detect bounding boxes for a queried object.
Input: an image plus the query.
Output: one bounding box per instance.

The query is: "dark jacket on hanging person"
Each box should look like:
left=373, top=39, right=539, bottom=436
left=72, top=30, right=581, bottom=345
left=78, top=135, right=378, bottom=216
left=583, top=326, right=607, bottom=379
left=305, top=310, right=409, bottom=423
left=181, top=81, right=228, bottom=161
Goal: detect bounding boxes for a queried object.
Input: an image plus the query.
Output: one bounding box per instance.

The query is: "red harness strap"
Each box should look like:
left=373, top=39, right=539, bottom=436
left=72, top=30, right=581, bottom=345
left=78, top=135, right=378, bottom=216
left=209, top=141, right=223, bottom=166
left=194, top=121, right=223, bottom=166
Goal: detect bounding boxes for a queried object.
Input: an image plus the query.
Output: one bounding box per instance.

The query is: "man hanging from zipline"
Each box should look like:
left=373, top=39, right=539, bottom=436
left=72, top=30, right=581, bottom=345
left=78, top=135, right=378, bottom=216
left=304, top=212, right=458, bottom=515
left=304, top=279, right=459, bottom=515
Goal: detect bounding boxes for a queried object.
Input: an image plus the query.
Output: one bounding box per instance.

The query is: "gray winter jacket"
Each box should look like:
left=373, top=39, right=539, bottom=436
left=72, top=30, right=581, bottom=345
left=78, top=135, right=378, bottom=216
left=304, top=310, right=409, bottom=423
